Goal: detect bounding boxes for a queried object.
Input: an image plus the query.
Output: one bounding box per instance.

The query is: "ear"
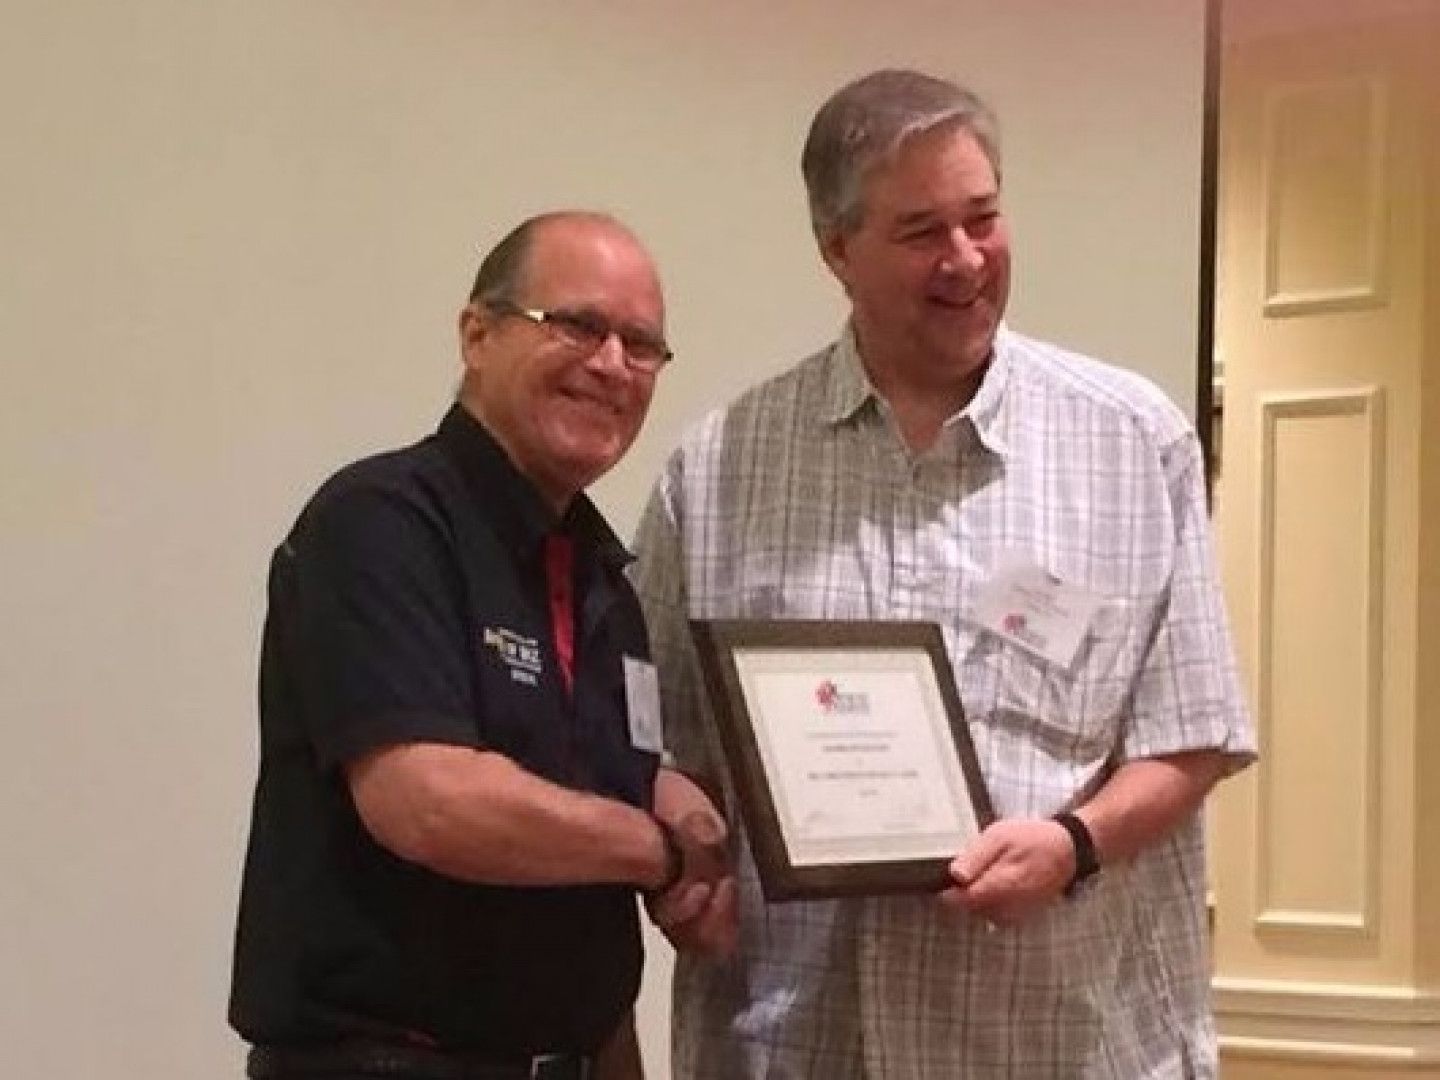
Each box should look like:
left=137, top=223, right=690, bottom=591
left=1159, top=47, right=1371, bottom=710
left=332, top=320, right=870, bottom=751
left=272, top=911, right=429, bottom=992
left=458, top=302, right=492, bottom=373
left=818, top=230, right=854, bottom=294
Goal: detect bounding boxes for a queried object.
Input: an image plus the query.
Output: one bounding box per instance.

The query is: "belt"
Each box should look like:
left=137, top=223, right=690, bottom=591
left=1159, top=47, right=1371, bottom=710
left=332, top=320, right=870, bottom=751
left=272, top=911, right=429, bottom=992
left=247, top=1041, right=592, bottom=1080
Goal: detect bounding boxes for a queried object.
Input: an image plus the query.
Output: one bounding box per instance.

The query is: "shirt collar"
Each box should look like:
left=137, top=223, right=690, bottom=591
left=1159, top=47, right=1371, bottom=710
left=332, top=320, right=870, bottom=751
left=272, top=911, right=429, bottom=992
left=434, top=403, right=633, bottom=569
left=964, top=325, right=1013, bottom=458
left=817, top=324, right=875, bottom=427
left=817, top=321, right=1013, bottom=459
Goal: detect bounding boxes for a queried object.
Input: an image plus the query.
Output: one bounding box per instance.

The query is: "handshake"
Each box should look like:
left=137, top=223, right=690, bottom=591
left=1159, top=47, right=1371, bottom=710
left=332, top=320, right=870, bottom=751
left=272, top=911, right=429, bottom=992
left=645, top=770, right=739, bottom=957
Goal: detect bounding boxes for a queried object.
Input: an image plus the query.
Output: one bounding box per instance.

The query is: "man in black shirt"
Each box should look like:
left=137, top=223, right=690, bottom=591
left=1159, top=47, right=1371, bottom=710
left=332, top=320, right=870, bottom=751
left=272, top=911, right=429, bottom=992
left=230, top=211, right=736, bottom=1080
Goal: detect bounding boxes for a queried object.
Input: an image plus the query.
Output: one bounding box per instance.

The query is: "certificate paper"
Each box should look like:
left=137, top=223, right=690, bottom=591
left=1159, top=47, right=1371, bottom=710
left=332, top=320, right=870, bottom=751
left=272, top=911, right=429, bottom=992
left=690, top=620, right=994, bottom=900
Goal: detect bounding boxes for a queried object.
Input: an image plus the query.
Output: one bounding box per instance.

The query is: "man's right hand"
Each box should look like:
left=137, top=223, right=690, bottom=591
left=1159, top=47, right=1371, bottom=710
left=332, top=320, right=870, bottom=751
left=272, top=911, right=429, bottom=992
left=646, top=770, right=739, bottom=956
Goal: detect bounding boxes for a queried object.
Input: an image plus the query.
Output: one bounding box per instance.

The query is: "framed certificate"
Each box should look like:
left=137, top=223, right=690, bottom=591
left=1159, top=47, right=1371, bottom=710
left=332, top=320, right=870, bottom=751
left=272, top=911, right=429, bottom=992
left=689, top=619, right=994, bottom=901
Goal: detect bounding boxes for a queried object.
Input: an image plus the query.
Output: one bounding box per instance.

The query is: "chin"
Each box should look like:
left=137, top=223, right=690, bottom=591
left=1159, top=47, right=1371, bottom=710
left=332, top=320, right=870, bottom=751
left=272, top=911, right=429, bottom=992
left=949, top=321, right=999, bottom=363
left=921, top=332, right=987, bottom=369
left=558, top=446, right=623, bottom=487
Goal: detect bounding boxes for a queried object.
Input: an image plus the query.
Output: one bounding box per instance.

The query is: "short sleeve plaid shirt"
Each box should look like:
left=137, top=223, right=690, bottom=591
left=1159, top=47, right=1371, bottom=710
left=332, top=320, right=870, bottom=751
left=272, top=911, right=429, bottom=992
left=631, top=326, right=1255, bottom=1079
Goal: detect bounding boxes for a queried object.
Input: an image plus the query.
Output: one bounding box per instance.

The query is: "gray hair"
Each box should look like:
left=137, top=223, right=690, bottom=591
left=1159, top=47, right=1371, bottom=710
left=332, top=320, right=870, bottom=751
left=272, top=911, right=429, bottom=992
left=467, top=217, right=541, bottom=305
left=801, top=69, right=1002, bottom=241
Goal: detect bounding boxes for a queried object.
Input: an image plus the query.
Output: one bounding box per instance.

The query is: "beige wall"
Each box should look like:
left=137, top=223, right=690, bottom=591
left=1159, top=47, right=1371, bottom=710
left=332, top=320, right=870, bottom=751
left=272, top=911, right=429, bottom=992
left=0, top=1, right=1207, bottom=1075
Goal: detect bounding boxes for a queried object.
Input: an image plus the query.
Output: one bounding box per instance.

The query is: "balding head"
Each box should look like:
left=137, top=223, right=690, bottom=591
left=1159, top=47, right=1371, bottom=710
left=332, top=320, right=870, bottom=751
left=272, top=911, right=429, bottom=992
left=468, top=211, right=657, bottom=309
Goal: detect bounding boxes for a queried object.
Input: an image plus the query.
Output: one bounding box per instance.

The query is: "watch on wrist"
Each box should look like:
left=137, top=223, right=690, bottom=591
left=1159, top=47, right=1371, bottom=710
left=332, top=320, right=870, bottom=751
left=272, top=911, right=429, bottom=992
left=1052, top=811, right=1099, bottom=896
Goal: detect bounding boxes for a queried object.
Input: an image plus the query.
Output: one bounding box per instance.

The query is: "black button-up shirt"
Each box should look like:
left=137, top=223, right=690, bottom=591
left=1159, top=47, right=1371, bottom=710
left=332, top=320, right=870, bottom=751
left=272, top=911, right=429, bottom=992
left=229, top=404, right=658, bottom=1055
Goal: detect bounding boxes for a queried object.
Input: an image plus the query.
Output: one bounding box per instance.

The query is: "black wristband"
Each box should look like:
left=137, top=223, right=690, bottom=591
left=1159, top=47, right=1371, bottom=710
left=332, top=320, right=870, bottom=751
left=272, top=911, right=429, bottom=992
left=1051, top=811, right=1099, bottom=897
left=650, top=817, right=685, bottom=895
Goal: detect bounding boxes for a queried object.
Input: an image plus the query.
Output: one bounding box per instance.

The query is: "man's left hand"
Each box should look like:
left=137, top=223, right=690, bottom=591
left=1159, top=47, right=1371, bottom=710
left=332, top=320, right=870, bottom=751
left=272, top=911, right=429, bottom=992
left=938, top=817, right=1075, bottom=926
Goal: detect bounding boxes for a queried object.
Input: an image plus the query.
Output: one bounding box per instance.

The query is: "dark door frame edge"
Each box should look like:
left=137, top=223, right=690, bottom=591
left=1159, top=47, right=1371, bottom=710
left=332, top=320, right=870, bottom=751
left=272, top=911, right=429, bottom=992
left=1197, top=0, right=1222, bottom=501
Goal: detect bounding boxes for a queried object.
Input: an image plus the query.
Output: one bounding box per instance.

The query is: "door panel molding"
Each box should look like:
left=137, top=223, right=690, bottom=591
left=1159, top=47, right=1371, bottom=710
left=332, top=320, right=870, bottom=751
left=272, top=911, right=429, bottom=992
left=1262, top=75, right=1390, bottom=316
left=1252, top=388, right=1385, bottom=938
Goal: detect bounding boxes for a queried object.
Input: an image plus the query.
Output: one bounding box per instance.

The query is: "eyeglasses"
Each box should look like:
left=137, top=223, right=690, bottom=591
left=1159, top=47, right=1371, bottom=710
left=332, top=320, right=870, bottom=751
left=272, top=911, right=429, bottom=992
left=486, top=299, right=674, bottom=373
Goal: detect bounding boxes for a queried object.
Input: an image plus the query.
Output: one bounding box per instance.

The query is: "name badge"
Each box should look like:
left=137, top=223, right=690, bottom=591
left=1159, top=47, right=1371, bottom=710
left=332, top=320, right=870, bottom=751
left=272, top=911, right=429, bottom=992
left=974, top=555, right=1103, bottom=669
left=623, top=656, right=664, bottom=754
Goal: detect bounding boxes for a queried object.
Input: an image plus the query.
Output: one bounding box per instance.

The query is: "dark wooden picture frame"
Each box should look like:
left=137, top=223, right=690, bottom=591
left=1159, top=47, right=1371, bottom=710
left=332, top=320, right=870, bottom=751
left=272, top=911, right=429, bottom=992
left=689, top=619, right=995, bottom=901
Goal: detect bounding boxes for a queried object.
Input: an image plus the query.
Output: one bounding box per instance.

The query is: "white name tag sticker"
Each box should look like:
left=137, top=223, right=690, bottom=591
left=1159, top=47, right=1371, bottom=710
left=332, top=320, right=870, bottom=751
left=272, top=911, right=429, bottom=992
left=623, top=656, right=664, bottom=754
left=974, top=556, right=1103, bottom=669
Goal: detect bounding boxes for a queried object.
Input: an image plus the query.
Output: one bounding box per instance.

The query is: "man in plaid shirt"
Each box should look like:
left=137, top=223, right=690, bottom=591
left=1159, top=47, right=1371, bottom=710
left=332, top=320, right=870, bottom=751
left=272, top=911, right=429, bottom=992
left=632, top=70, right=1256, bottom=1078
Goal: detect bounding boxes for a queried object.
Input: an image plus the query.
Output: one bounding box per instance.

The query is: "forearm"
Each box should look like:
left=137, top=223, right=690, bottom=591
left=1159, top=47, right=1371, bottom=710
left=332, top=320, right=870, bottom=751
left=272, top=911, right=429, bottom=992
left=943, top=749, right=1230, bottom=922
left=1073, top=749, right=1229, bottom=866
left=349, top=743, right=669, bottom=889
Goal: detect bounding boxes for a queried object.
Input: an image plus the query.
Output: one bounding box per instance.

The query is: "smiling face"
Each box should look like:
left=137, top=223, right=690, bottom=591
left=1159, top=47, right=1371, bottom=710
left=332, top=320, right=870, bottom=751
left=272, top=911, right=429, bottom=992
left=458, top=215, right=664, bottom=510
left=821, top=123, right=1011, bottom=402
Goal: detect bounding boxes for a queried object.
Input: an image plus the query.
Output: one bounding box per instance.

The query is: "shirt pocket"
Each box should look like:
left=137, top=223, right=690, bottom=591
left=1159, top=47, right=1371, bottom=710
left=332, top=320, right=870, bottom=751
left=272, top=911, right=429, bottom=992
left=968, top=597, right=1139, bottom=766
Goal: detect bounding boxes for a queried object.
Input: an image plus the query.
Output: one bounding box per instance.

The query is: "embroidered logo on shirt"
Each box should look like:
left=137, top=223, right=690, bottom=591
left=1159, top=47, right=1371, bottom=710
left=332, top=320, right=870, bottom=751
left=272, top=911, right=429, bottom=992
left=482, top=626, right=543, bottom=687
